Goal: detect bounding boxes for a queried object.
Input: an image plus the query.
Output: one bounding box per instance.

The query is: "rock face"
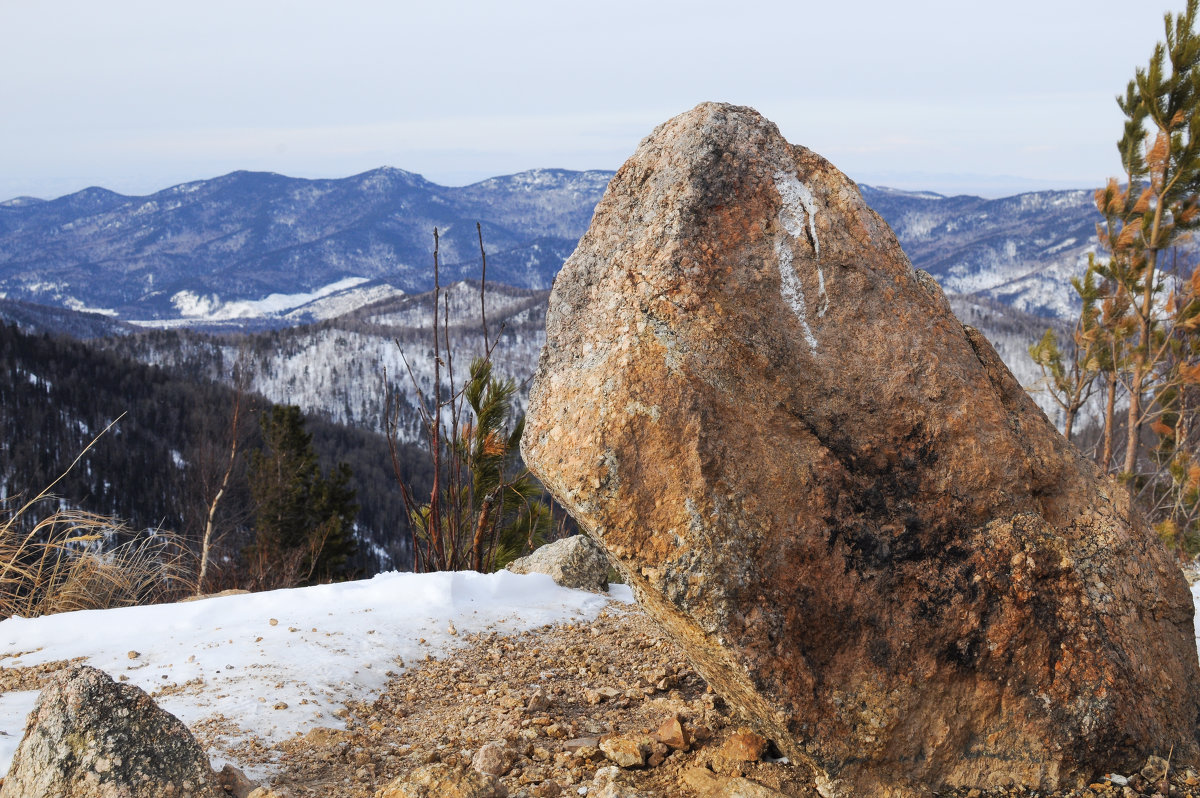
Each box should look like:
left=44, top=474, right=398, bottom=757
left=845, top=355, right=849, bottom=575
left=505, top=534, right=609, bottom=592
left=0, top=665, right=223, bottom=798
left=521, top=103, right=1200, bottom=797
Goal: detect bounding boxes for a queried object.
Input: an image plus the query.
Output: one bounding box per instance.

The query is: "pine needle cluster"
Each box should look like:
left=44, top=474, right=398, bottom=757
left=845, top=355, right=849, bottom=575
left=1032, top=0, right=1200, bottom=551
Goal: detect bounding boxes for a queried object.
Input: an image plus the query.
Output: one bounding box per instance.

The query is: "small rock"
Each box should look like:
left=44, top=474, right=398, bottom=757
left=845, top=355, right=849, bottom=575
left=716, top=728, right=767, bottom=763
left=584, top=686, right=621, bottom=706
left=472, top=741, right=514, bottom=777
left=127, top=650, right=139, bottom=660
left=1141, top=755, right=1169, bottom=783
left=269, top=618, right=278, bottom=626
left=650, top=715, right=689, bottom=751
left=563, top=737, right=600, bottom=753
left=527, top=688, right=551, bottom=712
left=682, top=767, right=789, bottom=798
left=218, top=763, right=259, bottom=798
left=273, top=701, right=288, bottom=710
left=531, top=781, right=562, bottom=798
left=590, top=765, right=650, bottom=798
left=0, top=665, right=224, bottom=798
left=376, top=762, right=507, bottom=798
left=598, top=734, right=652, bottom=769
left=506, top=535, right=609, bottom=592
left=448, top=622, right=458, bottom=636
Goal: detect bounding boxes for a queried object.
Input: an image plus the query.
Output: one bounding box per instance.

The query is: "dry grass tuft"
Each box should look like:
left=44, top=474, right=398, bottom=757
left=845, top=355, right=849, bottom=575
left=0, top=510, right=195, bottom=619
left=0, top=418, right=196, bottom=619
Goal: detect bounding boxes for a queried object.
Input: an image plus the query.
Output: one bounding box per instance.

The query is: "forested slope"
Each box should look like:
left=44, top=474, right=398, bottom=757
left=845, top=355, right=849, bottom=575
left=0, top=323, right=425, bottom=575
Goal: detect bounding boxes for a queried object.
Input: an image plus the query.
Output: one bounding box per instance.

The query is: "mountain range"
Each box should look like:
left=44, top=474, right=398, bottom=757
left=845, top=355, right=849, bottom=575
left=0, top=165, right=1107, bottom=576
left=0, top=168, right=608, bottom=323
left=0, top=168, right=1101, bottom=325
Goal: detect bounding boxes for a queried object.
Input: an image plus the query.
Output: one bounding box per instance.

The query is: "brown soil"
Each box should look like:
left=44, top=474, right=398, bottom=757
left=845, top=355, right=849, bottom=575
left=201, top=601, right=1200, bottom=798
left=0, top=657, right=84, bottom=692
left=217, top=601, right=816, bottom=797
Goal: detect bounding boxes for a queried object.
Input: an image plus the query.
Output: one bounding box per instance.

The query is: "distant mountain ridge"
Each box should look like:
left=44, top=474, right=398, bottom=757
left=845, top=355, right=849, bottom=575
left=859, top=185, right=1099, bottom=318
left=0, top=167, right=1102, bottom=324
left=0, top=167, right=610, bottom=321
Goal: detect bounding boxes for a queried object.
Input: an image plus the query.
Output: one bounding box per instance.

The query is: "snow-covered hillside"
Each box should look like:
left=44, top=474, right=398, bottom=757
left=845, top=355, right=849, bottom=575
left=0, top=167, right=610, bottom=321
left=860, top=185, right=1102, bottom=319
left=0, top=166, right=1123, bottom=327
left=109, top=283, right=548, bottom=443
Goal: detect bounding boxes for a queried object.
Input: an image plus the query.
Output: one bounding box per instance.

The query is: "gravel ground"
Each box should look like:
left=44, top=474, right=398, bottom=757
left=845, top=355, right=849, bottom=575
left=208, top=601, right=1200, bottom=798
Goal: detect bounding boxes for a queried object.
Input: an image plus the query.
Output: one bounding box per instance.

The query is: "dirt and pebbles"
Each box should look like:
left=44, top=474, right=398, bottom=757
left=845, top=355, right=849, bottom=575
left=207, top=601, right=1200, bottom=798
left=239, top=603, right=816, bottom=798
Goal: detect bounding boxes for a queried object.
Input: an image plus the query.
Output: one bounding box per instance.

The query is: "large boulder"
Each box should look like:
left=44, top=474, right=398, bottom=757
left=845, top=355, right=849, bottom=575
left=0, top=665, right=224, bottom=798
left=520, top=102, right=1200, bottom=797
left=505, top=534, right=610, bottom=591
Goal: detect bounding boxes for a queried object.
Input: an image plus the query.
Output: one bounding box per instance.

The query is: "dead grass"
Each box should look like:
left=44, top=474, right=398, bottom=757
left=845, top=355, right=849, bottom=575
left=0, top=511, right=195, bottom=619
left=0, top=419, right=197, bottom=619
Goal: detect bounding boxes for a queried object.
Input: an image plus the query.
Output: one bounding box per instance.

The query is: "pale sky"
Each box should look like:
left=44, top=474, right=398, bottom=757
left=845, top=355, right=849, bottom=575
left=0, top=0, right=1175, bottom=200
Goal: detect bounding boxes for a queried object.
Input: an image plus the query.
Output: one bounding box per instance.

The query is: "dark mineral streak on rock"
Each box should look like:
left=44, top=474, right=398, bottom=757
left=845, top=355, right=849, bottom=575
left=521, top=102, right=1200, bottom=797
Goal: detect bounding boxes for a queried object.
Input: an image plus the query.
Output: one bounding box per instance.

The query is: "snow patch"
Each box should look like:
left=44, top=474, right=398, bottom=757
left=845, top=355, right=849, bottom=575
left=0, top=570, right=621, bottom=779
left=1045, top=237, right=1077, bottom=254
left=62, top=298, right=119, bottom=317
left=168, top=277, right=373, bottom=321
left=284, top=283, right=405, bottom=323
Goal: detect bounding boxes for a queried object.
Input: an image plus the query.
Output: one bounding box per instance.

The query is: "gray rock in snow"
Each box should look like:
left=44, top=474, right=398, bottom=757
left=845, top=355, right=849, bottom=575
left=0, top=665, right=224, bottom=798
left=506, top=535, right=610, bottom=592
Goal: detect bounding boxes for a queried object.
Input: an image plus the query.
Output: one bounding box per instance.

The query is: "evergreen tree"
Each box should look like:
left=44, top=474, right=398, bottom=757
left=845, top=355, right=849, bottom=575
left=396, top=358, right=550, bottom=572
left=1039, top=1, right=1200, bottom=551
left=246, top=405, right=358, bottom=586
left=460, top=358, right=550, bottom=572
left=1028, top=266, right=1104, bottom=442
left=1098, top=0, right=1200, bottom=480
left=387, top=228, right=551, bottom=573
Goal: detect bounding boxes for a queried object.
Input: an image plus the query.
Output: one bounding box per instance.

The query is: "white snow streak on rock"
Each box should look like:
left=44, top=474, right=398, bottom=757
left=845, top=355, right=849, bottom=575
left=774, top=241, right=818, bottom=354
left=774, top=171, right=821, bottom=260
left=773, top=171, right=827, bottom=351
